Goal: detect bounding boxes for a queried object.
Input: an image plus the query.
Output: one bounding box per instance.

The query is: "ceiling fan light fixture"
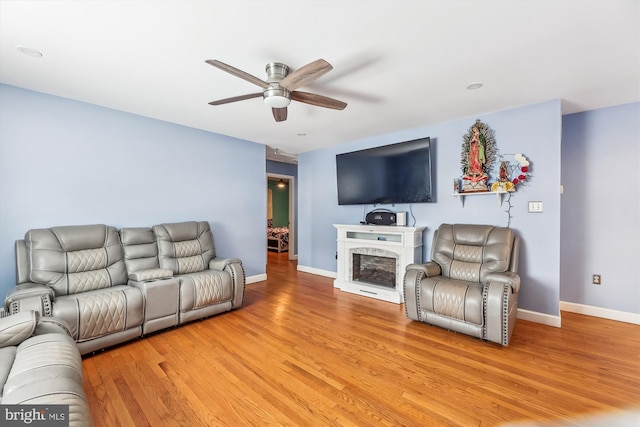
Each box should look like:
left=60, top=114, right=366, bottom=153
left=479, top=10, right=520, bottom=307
left=263, top=87, right=291, bottom=108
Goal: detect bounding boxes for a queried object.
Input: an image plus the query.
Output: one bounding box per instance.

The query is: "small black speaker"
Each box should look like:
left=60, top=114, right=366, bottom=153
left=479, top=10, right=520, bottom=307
left=365, top=209, right=396, bottom=225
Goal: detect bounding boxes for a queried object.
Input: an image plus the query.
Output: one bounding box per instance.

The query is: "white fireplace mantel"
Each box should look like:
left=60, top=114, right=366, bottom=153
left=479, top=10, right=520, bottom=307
left=333, top=224, right=426, bottom=304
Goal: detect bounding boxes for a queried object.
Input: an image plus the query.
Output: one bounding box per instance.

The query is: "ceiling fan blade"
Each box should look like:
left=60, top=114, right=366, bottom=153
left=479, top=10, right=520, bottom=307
left=291, top=91, right=347, bottom=110
left=279, top=59, right=333, bottom=91
left=208, top=92, right=263, bottom=105
left=205, top=60, right=270, bottom=89
left=272, top=107, right=288, bottom=122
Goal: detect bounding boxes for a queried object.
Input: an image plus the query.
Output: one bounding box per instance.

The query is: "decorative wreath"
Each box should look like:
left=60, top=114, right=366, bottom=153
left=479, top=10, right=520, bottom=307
left=460, top=119, right=497, bottom=179
left=492, top=153, right=531, bottom=192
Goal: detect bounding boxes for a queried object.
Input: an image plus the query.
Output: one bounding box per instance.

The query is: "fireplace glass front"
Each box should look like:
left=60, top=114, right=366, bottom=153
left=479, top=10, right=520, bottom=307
left=352, top=253, right=396, bottom=288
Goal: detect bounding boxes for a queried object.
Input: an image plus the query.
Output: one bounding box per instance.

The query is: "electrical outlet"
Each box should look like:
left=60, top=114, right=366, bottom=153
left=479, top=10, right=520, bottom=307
left=592, top=274, right=601, bottom=285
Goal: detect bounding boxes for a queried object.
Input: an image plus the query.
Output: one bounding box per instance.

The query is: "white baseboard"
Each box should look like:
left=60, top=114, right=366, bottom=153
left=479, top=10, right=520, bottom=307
left=517, top=308, right=562, bottom=328
left=296, top=264, right=337, bottom=278
left=282, top=268, right=640, bottom=327
left=246, top=273, right=267, bottom=284
left=560, top=301, right=640, bottom=325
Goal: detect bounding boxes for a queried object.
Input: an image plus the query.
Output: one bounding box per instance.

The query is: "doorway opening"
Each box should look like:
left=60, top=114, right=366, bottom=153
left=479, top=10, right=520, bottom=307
left=267, top=173, right=295, bottom=261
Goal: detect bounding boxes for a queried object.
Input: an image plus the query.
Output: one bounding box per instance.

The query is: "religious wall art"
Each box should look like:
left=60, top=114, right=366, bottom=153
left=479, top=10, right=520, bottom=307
left=458, top=119, right=532, bottom=194
left=459, top=119, right=496, bottom=192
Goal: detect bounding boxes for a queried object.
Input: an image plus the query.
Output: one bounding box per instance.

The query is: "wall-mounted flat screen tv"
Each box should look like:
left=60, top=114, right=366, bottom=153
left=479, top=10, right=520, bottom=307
left=336, top=137, right=433, bottom=205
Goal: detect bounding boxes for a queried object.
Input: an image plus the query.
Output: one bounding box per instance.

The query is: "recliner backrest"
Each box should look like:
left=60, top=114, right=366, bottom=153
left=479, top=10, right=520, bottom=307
left=431, top=223, right=516, bottom=283
left=153, top=221, right=216, bottom=275
left=24, top=224, right=127, bottom=296
left=120, top=227, right=160, bottom=273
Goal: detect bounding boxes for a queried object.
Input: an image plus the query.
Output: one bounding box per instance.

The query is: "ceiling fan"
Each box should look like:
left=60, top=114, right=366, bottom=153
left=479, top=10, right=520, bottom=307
left=205, top=59, right=347, bottom=122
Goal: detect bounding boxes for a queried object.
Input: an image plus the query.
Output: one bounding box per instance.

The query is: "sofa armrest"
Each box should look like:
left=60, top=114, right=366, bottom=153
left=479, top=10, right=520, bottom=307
left=210, top=257, right=245, bottom=309
left=128, top=268, right=174, bottom=282
left=209, top=257, right=242, bottom=271
left=403, top=267, right=428, bottom=321
left=5, top=282, right=54, bottom=306
left=5, top=283, right=54, bottom=317
left=405, top=262, right=442, bottom=278
left=484, top=272, right=520, bottom=293
left=484, top=280, right=519, bottom=346
left=0, top=310, right=38, bottom=348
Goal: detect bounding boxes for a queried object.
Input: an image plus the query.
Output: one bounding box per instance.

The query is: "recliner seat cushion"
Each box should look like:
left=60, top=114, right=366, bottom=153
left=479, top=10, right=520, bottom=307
left=420, top=278, right=483, bottom=325
left=179, top=270, right=233, bottom=312
left=52, top=286, right=144, bottom=341
left=3, top=333, right=83, bottom=397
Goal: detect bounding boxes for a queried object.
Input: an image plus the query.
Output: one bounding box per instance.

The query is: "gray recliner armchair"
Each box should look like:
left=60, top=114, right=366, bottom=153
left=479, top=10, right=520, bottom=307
left=152, top=221, right=245, bottom=324
left=403, top=223, right=521, bottom=346
left=6, top=224, right=144, bottom=355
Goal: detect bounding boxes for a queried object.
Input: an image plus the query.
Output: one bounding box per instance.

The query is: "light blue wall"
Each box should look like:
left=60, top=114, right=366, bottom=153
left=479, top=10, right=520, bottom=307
left=0, top=84, right=267, bottom=297
left=299, top=100, right=562, bottom=316
left=561, top=103, right=640, bottom=313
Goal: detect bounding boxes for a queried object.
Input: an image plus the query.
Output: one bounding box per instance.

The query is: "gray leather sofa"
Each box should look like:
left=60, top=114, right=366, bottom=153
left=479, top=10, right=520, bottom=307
left=0, top=310, right=92, bottom=426
left=5, top=221, right=245, bottom=355
left=403, top=223, right=521, bottom=346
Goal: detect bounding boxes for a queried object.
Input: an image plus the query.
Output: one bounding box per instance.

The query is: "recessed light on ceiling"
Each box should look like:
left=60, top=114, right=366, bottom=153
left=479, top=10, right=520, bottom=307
left=16, top=46, right=43, bottom=57
left=466, top=82, right=483, bottom=90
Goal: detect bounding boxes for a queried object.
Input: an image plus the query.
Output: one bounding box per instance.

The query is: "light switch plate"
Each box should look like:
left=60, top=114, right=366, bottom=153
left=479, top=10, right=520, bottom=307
left=528, top=201, right=543, bottom=213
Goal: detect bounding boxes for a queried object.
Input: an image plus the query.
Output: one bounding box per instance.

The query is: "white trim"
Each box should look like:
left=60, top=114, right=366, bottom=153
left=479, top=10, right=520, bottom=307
left=560, top=301, right=640, bottom=325
left=246, top=273, right=267, bottom=284
left=517, top=308, right=562, bottom=328
left=297, top=264, right=337, bottom=278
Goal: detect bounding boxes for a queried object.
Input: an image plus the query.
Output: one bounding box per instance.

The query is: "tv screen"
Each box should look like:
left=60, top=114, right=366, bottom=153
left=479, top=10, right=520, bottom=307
left=336, top=137, right=433, bottom=205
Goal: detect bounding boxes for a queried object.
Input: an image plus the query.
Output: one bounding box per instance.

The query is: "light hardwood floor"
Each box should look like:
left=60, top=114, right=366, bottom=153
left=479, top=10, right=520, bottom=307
left=83, top=252, right=640, bottom=426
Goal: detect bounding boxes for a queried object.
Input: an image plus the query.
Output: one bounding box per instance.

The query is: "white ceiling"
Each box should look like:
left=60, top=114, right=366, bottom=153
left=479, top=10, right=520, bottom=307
left=1, top=1, right=638, bottom=156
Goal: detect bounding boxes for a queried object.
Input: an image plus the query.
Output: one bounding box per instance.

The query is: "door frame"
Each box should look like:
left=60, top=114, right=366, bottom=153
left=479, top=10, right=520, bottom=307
left=267, top=173, right=296, bottom=260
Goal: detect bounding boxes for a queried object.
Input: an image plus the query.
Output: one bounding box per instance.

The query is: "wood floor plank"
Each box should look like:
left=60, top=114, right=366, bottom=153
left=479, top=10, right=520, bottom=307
left=83, top=252, right=640, bottom=426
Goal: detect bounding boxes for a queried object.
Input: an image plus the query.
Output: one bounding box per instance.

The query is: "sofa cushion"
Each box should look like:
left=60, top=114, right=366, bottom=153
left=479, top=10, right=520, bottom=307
left=154, top=221, right=216, bottom=275
left=431, top=224, right=514, bottom=283
left=420, top=278, right=483, bottom=325
left=0, top=347, right=17, bottom=397
left=53, top=285, right=144, bottom=341
left=120, top=227, right=162, bottom=273
left=25, top=224, right=127, bottom=296
left=178, top=270, right=233, bottom=312
left=3, top=333, right=83, bottom=397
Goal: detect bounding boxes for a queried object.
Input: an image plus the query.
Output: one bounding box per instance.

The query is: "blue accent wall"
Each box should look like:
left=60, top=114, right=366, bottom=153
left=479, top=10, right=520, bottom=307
left=561, top=103, right=640, bottom=313
left=0, top=84, right=267, bottom=297
left=299, top=100, right=563, bottom=316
